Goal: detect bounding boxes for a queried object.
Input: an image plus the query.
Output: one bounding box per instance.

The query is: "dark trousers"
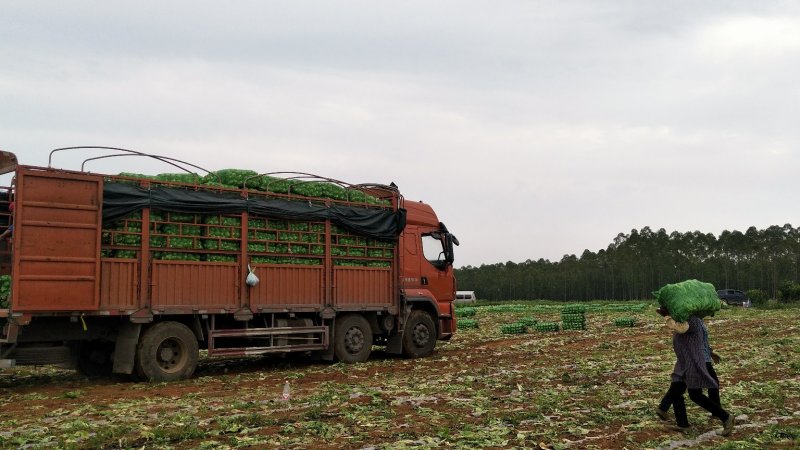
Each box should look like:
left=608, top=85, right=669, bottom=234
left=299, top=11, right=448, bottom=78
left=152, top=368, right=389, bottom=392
left=706, top=362, right=720, bottom=407
left=659, top=379, right=729, bottom=427
left=659, top=362, right=721, bottom=415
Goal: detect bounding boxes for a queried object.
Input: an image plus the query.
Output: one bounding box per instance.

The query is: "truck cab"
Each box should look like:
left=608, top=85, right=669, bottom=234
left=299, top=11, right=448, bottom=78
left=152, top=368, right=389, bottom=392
left=399, top=201, right=458, bottom=346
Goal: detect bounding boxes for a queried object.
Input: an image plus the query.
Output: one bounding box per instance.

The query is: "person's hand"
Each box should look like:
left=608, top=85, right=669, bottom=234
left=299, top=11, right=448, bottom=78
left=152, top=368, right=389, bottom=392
left=664, top=316, right=689, bottom=334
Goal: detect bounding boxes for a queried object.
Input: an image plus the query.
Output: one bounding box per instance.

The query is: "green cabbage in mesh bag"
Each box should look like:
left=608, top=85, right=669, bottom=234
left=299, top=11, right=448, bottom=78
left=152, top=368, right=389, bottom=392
left=535, top=322, right=560, bottom=332
left=0, top=275, right=11, bottom=308
left=614, top=317, right=636, bottom=328
left=458, top=319, right=479, bottom=329
left=652, top=279, right=721, bottom=323
left=202, top=169, right=260, bottom=189
left=155, top=173, right=202, bottom=184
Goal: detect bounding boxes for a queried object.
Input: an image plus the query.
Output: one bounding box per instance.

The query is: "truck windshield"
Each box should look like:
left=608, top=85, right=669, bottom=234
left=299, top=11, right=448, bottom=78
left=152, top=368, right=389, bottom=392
left=421, top=233, right=446, bottom=269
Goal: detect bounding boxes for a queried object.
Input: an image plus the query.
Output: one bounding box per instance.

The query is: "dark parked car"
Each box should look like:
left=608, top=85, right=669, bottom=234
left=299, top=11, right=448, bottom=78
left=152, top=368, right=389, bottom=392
left=717, top=289, right=751, bottom=307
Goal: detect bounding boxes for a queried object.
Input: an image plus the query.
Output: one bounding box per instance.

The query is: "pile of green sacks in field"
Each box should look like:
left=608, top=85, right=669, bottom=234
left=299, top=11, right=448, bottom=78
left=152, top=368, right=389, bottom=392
left=118, top=169, right=389, bottom=205
left=652, top=279, right=721, bottom=323
left=561, top=304, right=587, bottom=330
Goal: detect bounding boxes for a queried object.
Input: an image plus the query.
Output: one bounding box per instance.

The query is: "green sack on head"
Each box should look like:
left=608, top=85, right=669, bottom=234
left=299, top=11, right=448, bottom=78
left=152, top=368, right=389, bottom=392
left=652, top=279, right=721, bottom=323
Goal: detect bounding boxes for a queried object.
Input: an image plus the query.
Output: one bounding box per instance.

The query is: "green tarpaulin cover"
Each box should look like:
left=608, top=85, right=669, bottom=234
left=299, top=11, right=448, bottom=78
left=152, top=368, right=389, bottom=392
left=652, top=279, right=721, bottom=323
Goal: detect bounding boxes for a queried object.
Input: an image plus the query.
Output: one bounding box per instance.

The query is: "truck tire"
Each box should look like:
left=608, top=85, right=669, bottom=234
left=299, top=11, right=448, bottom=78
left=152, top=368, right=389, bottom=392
left=402, top=310, right=436, bottom=358
left=334, top=314, right=372, bottom=363
left=136, top=322, right=199, bottom=382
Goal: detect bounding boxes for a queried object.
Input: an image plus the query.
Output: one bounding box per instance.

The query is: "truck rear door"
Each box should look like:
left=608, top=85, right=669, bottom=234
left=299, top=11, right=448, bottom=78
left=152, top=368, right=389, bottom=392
left=13, top=168, right=102, bottom=311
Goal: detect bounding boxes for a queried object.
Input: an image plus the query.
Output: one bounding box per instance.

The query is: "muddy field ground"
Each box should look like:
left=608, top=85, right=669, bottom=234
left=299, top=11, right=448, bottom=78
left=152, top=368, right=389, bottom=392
left=0, top=302, right=798, bottom=449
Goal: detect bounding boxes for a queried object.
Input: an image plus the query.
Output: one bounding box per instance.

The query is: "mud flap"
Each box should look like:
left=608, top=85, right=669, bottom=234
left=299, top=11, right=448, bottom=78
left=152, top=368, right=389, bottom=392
left=386, top=333, right=403, bottom=354
left=316, top=320, right=335, bottom=361
left=112, top=322, right=141, bottom=374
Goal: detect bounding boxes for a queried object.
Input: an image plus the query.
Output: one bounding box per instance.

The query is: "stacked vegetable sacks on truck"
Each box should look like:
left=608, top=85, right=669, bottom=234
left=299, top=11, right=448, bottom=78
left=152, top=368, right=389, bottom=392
left=652, top=279, right=722, bottom=323
left=103, top=169, right=396, bottom=267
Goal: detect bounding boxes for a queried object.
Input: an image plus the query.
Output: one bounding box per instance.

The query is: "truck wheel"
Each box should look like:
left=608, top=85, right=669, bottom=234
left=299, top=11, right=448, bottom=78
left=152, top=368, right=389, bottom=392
left=77, top=341, right=114, bottom=377
left=136, top=322, right=199, bottom=382
left=402, top=310, right=436, bottom=358
left=334, top=314, right=372, bottom=363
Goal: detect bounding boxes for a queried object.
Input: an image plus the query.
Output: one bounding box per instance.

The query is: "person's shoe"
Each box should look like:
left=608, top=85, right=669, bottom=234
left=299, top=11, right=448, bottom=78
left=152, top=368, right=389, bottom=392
left=655, top=408, right=670, bottom=421
left=719, top=415, right=735, bottom=436
left=666, top=424, right=691, bottom=434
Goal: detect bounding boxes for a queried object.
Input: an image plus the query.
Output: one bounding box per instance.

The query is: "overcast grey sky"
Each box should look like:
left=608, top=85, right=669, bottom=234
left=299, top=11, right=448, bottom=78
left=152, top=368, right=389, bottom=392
left=2, top=1, right=799, bottom=267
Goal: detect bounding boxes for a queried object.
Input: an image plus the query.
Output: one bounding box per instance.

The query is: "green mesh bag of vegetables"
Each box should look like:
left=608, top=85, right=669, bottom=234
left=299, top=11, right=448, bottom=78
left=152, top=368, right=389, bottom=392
left=561, top=313, right=586, bottom=330
left=457, top=307, right=476, bottom=318
left=458, top=319, right=478, bottom=329
left=366, top=261, right=390, bottom=267
left=535, top=322, right=560, bottom=332
left=118, top=172, right=155, bottom=180
left=0, top=275, right=11, bottom=308
left=155, top=173, right=202, bottom=184
left=614, top=317, right=636, bottom=328
left=154, top=252, right=201, bottom=261
left=260, top=176, right=292, bottom=194
left=500, top=323, right=527, bottom=334
left=203, top=169, right=259, bottom=189
left=561, top=304, right=587, bottom=315
left=652, top=279, right=721, bottom=323
left=207, top=255, right=236, bottom=262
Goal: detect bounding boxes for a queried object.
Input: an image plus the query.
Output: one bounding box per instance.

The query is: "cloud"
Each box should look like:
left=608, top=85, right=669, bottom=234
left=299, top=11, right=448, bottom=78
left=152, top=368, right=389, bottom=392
left=2, top=2, right=800, bottom=267
left=696, top=16, right=800, bottom=60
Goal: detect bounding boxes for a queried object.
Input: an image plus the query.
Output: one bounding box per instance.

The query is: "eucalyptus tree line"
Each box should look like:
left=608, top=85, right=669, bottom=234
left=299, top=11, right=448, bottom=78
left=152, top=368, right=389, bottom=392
left=455, top=224, right=800, bottom=301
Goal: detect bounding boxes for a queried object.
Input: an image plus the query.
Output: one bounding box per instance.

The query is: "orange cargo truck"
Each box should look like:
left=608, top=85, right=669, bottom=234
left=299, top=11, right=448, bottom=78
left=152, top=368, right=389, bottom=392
left=0, top=148, right=458, bottom=381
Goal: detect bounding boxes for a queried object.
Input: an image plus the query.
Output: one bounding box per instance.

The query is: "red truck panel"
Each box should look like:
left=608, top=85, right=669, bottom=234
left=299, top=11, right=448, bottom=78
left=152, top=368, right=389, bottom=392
left=250, top=264, right=325, bottom=309
left=14, top=169, right=102, bottom=311
left=99, top=259, right=139, bottom=310
left=334, top=267, right=393, bottom=306
left=151, top=261, right=239, bottom=310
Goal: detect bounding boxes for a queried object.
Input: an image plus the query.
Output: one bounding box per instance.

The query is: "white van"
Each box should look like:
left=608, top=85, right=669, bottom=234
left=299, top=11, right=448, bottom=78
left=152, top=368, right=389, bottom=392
left=455, top=291, right=477, bottom=304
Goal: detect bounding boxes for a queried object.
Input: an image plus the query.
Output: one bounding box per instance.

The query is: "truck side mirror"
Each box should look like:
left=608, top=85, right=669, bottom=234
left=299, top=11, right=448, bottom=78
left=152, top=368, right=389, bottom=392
left=444, top=233, right=456, bottom=264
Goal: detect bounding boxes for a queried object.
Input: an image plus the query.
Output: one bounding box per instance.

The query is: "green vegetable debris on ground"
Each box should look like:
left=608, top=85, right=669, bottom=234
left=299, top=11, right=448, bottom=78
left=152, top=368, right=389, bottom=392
left=1, top=302, right=798, bottom=449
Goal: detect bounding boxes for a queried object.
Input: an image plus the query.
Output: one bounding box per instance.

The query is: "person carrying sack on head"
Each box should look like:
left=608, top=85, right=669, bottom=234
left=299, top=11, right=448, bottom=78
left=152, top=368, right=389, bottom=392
left=655, top=306, right=734, bottom=436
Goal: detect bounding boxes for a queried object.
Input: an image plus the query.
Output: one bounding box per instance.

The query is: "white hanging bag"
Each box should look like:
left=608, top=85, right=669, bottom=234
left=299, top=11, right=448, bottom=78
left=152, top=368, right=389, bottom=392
left=246, top=264, right=260, bottom=287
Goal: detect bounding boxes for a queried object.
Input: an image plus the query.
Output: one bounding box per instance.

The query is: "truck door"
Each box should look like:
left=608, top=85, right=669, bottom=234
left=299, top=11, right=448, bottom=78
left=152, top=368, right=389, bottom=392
left=13, top=168, right=102, bottom=311
left=419, top=231, right=455, bottom=305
